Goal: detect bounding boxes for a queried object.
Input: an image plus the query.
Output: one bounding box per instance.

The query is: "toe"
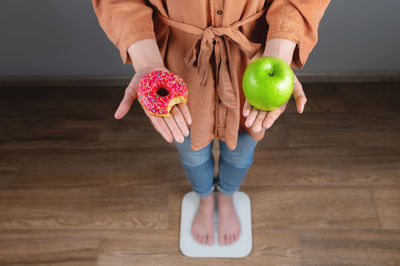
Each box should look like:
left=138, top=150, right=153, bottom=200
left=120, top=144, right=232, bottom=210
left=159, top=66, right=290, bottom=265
left=207, top=234, right=214, bottom=245
left=228, top=234, right=232, bottom=245
left=218, top=234, right=224, bottom=245
left=201, top=234, right=206, bottom=245
left=232, top=234, right=237, bottom=242
left=224, top=234, right=228, bottom=245
left=199, top=234, right=203, bottom=244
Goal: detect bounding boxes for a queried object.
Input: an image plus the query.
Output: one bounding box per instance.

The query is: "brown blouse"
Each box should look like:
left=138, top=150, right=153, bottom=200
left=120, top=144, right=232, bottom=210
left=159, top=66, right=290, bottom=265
left=92, top=0, right=330, bottom=151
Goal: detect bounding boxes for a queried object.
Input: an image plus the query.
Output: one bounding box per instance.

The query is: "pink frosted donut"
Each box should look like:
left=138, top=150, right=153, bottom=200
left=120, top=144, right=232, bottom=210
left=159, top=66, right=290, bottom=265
left=137, top=70, right=188, bottom=117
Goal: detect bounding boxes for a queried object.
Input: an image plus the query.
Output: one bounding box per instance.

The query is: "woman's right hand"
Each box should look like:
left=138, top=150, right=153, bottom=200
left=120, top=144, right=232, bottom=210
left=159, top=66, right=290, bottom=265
left=114, top=65, right=192, bottom=144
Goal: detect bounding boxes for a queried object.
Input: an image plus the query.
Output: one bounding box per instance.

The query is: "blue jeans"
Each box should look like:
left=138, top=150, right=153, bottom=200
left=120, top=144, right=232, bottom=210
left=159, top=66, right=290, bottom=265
left=174, top=129, right=258, bottom=198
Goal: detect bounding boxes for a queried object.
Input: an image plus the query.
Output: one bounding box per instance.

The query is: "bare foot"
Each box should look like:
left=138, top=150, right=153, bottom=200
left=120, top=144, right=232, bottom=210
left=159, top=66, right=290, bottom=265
left=191, top=193, right=215, bottom=245
left=217, top=192, right=241, bottom=245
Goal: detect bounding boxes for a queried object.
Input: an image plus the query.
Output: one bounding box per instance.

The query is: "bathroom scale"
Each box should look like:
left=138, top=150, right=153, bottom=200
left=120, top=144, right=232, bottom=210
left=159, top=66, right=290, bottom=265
left=179, top=190, right=252, bottom=258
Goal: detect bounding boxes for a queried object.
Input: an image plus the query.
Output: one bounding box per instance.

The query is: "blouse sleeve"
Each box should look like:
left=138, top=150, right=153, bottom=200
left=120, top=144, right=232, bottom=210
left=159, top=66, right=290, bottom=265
left=91, top=0, right=157, bottom=64
left=266, top=0, right=331, bottom=68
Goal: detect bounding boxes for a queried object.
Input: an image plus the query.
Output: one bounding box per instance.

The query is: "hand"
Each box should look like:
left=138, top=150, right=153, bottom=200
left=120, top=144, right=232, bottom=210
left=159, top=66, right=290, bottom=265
left=243, top=73, right=307, bottom=132
left=114, top=65, right=192, bottom=143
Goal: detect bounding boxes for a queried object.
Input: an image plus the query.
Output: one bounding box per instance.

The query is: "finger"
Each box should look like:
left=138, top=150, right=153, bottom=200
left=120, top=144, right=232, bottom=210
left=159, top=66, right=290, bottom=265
left=115, top=88, right=137, bottom=119
left=292, top=75, right=307, bottom=114
left=171, top=105, right=189, bottom=137
left=243, top=99, right=252, bottom=117
left=148, top=115, right=174, bottom=143
left=262, top=103, right=286, bottom=129
left=245, top=107, right=259, bottom=128
left=115, top=77, right=139, bottom=119
left=164, top=114, right=185, bottom=143
left=177, top=102, right=192, bottom=126
left=252, top=110, right=268, bottom=132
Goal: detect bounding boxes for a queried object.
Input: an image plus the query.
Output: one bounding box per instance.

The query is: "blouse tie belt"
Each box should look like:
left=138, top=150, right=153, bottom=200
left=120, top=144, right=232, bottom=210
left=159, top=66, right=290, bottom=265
left=157, top=7, right=267, bottom=109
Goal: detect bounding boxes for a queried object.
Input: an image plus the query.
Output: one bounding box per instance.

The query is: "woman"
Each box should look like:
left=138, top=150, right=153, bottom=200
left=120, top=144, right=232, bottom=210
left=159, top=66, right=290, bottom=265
left=92, top=0, right=330, bottom=246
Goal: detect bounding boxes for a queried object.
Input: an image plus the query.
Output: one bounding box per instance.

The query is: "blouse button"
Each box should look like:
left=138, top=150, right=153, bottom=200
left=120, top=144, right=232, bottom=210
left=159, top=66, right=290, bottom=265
left=216, top=10, right=223, bottom=15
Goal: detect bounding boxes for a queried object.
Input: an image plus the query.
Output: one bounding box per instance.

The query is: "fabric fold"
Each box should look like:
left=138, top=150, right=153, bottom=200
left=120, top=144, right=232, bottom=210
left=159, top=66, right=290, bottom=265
left=156, top=7, right=267, bottom=111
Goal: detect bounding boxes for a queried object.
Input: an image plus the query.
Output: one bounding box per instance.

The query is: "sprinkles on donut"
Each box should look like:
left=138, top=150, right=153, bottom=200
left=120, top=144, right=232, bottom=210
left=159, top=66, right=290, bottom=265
left=137, top=70, right=188, bottom=117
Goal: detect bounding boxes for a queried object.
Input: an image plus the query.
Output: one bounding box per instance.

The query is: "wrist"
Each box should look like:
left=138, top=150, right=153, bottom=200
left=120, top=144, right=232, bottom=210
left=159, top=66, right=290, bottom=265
left=128, top=39, right=165, bottom=72
left=263, top=38, right=296, bottom=65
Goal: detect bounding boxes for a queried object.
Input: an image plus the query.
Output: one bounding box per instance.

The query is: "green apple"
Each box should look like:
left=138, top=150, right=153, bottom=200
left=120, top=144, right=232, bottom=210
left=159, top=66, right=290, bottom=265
left=242, top=56, right=294, bottom=111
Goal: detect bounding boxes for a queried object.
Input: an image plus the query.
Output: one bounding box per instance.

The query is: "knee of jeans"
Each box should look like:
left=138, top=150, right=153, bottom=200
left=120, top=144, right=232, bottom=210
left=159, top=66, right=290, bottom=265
left=175, top=137, right=213, bottom=167
left=180, top=150, right=212, bottom=167
left=221, top=150, right=254, bottom=168
left=219, top=131, right=257, bottom=168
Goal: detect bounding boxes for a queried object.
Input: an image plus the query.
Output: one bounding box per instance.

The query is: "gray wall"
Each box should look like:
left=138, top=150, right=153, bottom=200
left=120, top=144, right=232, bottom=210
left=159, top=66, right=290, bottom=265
left=0, top=0, right=399, bottom=76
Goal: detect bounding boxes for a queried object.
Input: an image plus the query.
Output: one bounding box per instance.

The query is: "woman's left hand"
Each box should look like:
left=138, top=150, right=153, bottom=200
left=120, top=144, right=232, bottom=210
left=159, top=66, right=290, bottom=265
left=243, top=72, right=307, bottom=132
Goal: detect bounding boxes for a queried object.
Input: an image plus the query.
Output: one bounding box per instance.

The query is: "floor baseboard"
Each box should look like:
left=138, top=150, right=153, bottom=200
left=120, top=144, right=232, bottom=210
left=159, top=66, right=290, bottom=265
left=1, top=72, right=399, bottom=87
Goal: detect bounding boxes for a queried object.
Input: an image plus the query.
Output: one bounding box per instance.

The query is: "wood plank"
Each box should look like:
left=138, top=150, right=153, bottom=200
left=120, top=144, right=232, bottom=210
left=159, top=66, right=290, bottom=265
left=0, top=230, right=101, bottom=266
left=4, top=147, right=187, bottom=189
left=339, top=82, right=400, bottom=113
left=98, top=229, right=302, bottom=266
left=245, top=146, right=400, bottom=186
left=0, top=167, right=15, bottom=189
left=167, top=185, right=195, bottom=231
left=296, top=72, right=400, bottom=83
left=97, top=111, right=202, bottom=150
left=0, top=86, right=119, bottom=119
left=0, top=186, right=168, bottom=230
left=0, top=152, right=16, bottom=189
left=300, top=229, right=400, bottom=265
left=243, top=186, right=380, bottom=230
left=373, top=187, right=400, bottom=229
left=287, top=112, right=400, bottom=148
left=0, top=117, right=103, bottom=149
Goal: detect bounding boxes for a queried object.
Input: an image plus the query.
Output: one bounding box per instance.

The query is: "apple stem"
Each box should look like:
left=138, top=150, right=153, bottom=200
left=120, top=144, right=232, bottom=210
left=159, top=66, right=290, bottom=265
left=269, top=69, right=274, bottom=76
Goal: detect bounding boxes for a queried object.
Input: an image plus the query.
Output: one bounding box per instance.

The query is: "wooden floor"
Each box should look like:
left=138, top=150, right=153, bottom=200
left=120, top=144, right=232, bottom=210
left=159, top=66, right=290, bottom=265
left=0, top=82, right=399, bottom=265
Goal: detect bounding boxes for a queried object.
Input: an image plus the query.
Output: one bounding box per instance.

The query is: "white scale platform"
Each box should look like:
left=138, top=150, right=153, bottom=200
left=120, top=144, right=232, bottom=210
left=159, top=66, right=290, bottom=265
left=179, top=191, right=252, bottom=258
